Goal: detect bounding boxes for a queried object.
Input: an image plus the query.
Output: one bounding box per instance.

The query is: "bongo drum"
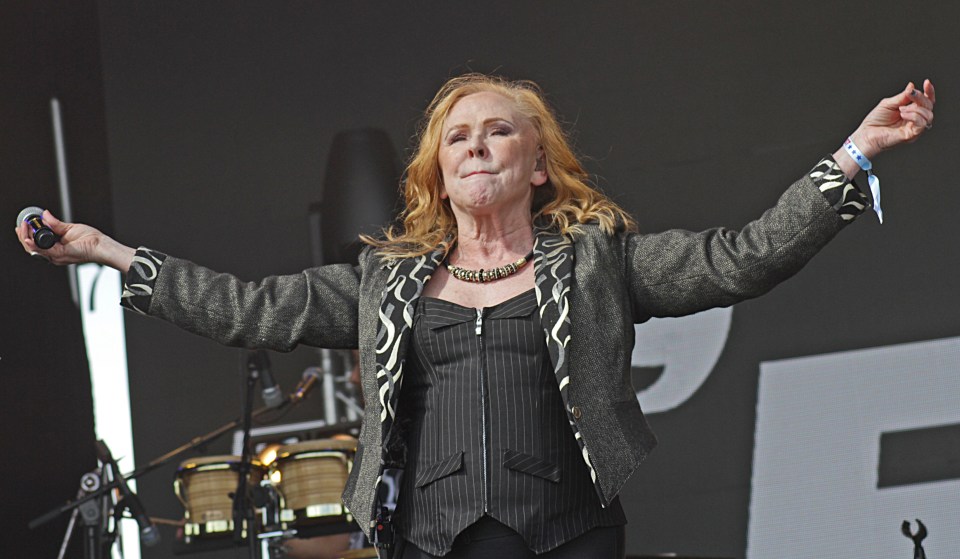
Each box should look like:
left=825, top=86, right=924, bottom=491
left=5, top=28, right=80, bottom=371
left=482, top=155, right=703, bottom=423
left=273, top=437, right=357, bottom=529
left=174, top=455, right=265, bottom=540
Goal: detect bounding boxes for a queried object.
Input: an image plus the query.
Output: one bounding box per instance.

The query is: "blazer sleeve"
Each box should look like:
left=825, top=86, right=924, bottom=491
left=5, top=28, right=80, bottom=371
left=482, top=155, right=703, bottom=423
left=121, top=247, right=362, bottom=351
left=624, top=158, right=864, bottom=321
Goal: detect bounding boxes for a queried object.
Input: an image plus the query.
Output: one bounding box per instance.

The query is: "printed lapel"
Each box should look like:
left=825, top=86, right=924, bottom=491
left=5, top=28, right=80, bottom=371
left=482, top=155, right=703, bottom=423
left=533, top=228, right=604, bottom=502
left=373, top=249, right=444, bottom=444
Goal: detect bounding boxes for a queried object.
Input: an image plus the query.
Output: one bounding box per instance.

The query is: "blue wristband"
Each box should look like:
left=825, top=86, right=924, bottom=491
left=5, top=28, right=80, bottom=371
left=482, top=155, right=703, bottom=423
left=844, top=137, right=883, bottom=223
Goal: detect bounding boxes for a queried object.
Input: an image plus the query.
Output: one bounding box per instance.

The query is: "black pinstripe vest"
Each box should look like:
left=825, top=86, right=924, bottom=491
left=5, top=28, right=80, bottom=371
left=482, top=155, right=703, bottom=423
left=392, top=289, right=625, bottom=556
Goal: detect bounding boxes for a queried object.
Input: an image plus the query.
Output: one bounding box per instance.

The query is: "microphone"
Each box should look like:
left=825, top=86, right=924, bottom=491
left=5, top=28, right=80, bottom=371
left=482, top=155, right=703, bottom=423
left=248, top=350, right=284, bottom=409
left=290, top=367, right=322, bottom=404
left=17, top=206, right=59, bottom=249
left=94, top=440, right=160, bottom=547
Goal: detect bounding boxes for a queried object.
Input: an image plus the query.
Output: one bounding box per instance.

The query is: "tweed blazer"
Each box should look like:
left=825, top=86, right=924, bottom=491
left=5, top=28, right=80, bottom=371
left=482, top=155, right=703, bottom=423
left=127, top=164, right=857, bottom=541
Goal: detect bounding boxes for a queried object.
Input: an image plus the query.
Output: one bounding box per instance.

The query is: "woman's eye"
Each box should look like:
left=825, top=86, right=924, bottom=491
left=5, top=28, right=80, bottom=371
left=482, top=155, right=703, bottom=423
left=491, top=127, right=510, bottom=136
left=448, top=134, right=466, bottom=144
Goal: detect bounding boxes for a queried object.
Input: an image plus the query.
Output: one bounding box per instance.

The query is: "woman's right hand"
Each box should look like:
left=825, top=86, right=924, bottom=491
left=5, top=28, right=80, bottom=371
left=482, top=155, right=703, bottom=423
left=16, top=210, right=135, bottom=272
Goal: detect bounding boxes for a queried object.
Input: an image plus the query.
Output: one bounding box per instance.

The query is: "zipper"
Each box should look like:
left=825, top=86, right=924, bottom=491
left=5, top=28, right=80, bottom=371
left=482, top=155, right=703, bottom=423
left=475, top=307, right=489, bottom=513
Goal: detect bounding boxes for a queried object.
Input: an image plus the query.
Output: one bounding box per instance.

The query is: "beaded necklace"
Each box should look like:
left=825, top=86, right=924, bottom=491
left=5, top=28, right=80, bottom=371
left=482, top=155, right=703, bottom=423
left=446, top=249, right=534, bottom=283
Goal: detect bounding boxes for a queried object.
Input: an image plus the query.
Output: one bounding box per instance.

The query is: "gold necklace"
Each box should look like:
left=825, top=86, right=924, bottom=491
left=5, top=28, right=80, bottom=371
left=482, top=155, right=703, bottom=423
left=446, top=250, right=535, bottom=283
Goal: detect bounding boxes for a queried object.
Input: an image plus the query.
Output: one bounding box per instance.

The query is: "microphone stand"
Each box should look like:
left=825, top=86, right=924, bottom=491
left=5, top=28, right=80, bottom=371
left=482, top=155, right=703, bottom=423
left=233, top=354, right=261, bottom=558
left=73, top=470, right=109, bottom=559
left=39, top=442, right=128, bottom=559
left=125, top=378, right=316, bottom=482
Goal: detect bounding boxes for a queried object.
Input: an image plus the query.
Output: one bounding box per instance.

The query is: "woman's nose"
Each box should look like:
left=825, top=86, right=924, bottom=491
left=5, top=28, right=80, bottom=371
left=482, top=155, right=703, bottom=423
left=468, top=138, right=486, bottom=158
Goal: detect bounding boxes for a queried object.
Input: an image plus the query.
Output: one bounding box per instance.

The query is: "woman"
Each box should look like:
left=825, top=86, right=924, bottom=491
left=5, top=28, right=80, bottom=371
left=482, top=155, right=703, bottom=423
left=17, top=74, right=935, bottom=559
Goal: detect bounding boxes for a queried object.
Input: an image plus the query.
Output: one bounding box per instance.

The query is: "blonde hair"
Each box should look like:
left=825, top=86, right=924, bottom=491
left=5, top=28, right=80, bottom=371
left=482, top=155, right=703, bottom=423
left=363, top=73, right=635, bottom=259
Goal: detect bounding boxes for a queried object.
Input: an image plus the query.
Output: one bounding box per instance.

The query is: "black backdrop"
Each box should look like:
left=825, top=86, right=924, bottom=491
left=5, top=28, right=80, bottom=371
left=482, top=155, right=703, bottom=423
left=2, top=0, right=110, bottom=556
left=5, top=2, right=958, bottom=558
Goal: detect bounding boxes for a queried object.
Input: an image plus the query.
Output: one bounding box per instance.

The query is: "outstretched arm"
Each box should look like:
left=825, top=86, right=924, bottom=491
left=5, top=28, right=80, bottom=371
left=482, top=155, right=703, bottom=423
left=15, top=210, right=362, bottom=351
left=626, top=79, right=937, bottom=320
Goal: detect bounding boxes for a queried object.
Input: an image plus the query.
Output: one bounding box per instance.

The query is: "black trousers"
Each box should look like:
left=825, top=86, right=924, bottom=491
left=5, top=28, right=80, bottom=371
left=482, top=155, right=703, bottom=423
left=396, top=516, right=625, bottom=559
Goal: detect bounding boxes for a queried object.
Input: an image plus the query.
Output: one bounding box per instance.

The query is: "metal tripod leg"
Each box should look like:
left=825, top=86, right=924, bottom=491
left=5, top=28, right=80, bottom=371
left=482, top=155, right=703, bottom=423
left=57, top=493, right=83, bottom=559
left=69, top=471, right=106, bottom=559
left=58, top=471, right=103, bottom=559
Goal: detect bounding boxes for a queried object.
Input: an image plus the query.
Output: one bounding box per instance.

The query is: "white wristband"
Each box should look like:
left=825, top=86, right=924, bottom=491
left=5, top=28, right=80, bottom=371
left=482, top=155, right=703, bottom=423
left=844, top=137, right=882, bottom=223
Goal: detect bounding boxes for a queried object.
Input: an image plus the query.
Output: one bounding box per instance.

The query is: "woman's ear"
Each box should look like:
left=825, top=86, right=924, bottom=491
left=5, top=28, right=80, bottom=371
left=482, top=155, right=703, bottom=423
left=438, top=174, right=448, bottom=199
left=532, top=146, right=548, bottom=187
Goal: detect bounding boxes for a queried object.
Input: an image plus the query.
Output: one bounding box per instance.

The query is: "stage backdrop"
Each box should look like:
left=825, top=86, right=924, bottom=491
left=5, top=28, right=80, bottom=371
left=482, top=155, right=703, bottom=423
left=16, top=2, right=960, bottom=558
left=1, top=1, right=111, bottom=556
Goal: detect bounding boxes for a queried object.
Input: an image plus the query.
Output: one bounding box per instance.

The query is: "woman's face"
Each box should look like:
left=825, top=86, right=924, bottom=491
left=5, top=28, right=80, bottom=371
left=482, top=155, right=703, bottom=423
left=437, top=91, right=547, bottom=218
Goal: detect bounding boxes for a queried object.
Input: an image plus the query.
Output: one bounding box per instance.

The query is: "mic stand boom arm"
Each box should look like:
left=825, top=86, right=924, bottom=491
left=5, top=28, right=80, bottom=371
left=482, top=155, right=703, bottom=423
left=127, top=370, right=319, bottom=481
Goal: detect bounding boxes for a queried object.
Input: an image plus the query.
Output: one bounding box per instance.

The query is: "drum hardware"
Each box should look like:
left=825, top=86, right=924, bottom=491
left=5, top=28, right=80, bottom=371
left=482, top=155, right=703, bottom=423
left=256, top=527, right=298, bottom=559
left=253, top=471, right=284, bottom=533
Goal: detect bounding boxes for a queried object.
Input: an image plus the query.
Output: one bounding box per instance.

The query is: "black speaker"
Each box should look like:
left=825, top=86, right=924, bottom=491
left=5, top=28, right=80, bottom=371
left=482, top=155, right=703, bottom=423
left=315, top=128, right=400, bottom=266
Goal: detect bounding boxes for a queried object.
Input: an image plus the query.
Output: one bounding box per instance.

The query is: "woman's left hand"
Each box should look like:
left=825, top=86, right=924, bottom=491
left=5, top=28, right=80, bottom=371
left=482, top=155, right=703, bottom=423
left=851, top=79, right=936, bottom=159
